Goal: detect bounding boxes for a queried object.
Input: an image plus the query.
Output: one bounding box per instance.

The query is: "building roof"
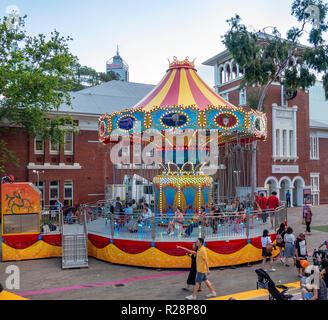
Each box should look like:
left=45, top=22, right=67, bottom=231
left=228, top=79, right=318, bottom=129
left=310, top=119, right=328, bottom=129
left=59, top=80, right=155, bottom=116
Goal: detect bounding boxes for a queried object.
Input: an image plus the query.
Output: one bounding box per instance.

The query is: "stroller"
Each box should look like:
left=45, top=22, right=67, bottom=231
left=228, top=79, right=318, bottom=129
left=312, top=249, right=328, bottom=267
left=255, top=268, right=293, bottom=300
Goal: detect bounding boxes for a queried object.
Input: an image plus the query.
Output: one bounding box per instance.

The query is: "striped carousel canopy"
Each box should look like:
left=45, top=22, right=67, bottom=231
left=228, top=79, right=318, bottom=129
left=98, top=57, right=267, bottom=143
left=132, top=57, right=235, bottom=112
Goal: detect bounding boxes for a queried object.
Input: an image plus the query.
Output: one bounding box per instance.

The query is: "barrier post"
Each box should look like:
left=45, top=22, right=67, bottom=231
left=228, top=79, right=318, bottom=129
left=246, top=212, right=249, bottom=239
left=151, top=213, right=156, bottom=241
left=110, top=211, right=114, bottom=239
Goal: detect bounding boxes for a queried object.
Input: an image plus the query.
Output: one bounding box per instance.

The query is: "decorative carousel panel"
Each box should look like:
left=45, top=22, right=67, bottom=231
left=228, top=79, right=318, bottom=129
left=249, top=113, right=267, bottom=138
left=181, top=185, right=198, bottom=214
left=150, top=108, right=199, bottom=130
left=153, top=174, right=213, bottom=216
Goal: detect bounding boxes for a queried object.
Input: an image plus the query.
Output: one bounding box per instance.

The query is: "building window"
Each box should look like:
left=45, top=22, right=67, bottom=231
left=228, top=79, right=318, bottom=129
left=49, top=181, right=59, bottom=206
left=310, top=173, right=320, bottom=206
left=289, top=131, right=293, bottom=156
left=310, top=136, right=319, bottom=159
left=310, top=174, right=319, bottom=192
left=64, top=181, right=73, bottom=207
left=64, top=132, right=73, bottom=154
left=282, top=130, right=287, bottom=156
left=50, top=140, right=59, bottom=155
left=239, top=88, right=246, bottom=106
left=36, top=181, right=45, bottom=209
left=34, top=135, right=44, bottom=154
left=221, top=93, right=229, bottom=102
left=276, top=129, right=280, bottom=156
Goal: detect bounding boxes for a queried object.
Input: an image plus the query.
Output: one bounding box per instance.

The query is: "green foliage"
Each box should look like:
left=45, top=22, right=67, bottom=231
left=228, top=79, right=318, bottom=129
left=223, top=0, right=328, bottom=110
left=0, top=15, right=78, bottom=174
left=70, top=63, right=119, bottom=91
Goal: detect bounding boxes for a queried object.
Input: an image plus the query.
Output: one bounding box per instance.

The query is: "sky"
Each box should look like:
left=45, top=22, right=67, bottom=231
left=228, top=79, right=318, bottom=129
left=1, top=0, right=305, bottom=87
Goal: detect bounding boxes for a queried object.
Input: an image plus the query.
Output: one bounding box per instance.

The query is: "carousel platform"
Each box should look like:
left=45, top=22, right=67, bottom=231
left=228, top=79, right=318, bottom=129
left=83, top=208, right=286, bottom=269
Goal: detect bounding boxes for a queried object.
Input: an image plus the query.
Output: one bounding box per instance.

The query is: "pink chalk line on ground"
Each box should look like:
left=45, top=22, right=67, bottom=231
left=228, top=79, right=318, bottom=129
left=17, top=270, right=188, bottom=297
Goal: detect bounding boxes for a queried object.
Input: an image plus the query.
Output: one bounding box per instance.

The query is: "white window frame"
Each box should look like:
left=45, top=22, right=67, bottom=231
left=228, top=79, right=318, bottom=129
left=63, top=180, right=74, bottom=207
left=49, top=181, right=59, bottom=205
left=64, top=132, right=73, bottom=155
left=310, top=136, right=319, bottom=160
left=49, top=140, right=59, bottom=155
left=310, top=173, right=320, bottom=206
left=310, top=173, right=320, bottom=192
left=222, top=93, right=229, bottom=102
left=34, top=135, right=44, bottom=154
left=239, top=88, right=246, bottom=106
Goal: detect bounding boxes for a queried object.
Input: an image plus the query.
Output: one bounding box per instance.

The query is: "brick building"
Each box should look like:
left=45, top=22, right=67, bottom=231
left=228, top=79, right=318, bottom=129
left=203, top=50, right=328, bottom=206
left=1, top=80, right=155, bottom=208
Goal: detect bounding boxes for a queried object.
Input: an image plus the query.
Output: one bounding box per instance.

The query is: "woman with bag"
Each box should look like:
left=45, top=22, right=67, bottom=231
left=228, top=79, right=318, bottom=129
left=282, top=226, right=296, bottom=267
left=261, top=229, right=276, bottom=272
left=304, top=207, right=312, bottom=235
left=176, top=243, right=202, bottom=292
left=275, top=223, right=286, bottom=263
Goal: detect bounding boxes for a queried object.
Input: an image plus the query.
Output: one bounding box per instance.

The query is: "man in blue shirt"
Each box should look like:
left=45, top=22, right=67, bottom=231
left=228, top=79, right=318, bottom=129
left=286, top=190, right=291, bottom=207
left=55, top=199, right=63, bottom=211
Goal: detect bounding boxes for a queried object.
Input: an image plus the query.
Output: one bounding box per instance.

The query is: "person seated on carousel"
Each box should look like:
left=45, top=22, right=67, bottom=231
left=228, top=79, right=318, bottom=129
left=124, top=202, right=133, bottom=222
left=129, top=203, right=152, bottom=233
left=66, top=209, right=75, bottom=225
left=227, top=200, right=238, bottom=226
left=233, top=204, right=246, bottom=233
left=209, top=205, right=220, bottom=234
left=182, top=207, right=207, bottom=237
left=164, top=207, right=185, bottom=236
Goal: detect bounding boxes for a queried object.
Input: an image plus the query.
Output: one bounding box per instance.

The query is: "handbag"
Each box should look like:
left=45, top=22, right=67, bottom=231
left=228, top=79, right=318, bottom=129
left=302, top=219, right=306, bottom=225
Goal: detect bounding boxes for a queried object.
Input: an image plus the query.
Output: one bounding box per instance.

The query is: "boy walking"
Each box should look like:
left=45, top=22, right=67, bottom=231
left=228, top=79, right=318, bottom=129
left=186, top=238, right=216, bottom=300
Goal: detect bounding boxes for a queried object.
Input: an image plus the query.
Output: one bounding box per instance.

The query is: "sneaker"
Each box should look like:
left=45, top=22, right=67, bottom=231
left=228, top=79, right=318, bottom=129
left=168, top=232, right=174, bottom=236
left=269, top=268, right=276, bottom=272
left=206, top=292, right=217, bottom=298
left=185, top=295, right=196, bottom=300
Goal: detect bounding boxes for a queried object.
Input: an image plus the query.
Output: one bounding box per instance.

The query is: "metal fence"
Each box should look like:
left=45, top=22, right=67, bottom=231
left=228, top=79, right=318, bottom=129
left=40, top=206, right=62, bottom=234
left=81, top=200, right=287, bottom=241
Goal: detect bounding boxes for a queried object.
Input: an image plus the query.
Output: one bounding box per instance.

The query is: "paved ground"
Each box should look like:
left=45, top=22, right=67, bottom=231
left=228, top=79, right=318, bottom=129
left=0, top=205, right=327, bottom=300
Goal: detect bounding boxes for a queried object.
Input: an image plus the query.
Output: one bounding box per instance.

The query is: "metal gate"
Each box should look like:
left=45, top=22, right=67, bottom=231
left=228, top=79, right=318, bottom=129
left=61, top=208, right=88, bottom=269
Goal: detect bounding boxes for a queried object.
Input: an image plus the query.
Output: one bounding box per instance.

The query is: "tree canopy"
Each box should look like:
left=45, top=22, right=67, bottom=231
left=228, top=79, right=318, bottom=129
left=70, top=64, right=119, bottom=91
left=223, top=0, right=328, bottom=111
left=0, top=14, right=117, bottom=174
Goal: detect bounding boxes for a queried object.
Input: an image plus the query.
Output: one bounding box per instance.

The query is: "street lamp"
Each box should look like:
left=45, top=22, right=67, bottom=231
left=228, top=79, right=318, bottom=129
left=32, top=170, right=44, bottom=188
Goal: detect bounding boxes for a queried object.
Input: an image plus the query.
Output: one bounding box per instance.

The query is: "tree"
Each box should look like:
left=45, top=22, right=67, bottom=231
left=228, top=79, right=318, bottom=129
left=223, top=0, right=328, bottom=194
left=0, top=14, right=78, bottom=175
left=70, top=63, right=119, bottom=91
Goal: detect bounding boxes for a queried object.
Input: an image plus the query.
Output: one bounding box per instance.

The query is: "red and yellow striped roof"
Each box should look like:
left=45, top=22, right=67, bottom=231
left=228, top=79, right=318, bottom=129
left=133, top=57, right=236, bottom=112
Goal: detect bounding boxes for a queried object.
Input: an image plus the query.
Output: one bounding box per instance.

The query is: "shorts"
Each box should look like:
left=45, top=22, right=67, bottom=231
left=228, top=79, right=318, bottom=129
left=262, top=248, right=272, bottom=257
left=195, top=272, right=208, bottom=283
left=304, top=292, right=314, bottom=300
left=296, top=257, right=307, bottom=269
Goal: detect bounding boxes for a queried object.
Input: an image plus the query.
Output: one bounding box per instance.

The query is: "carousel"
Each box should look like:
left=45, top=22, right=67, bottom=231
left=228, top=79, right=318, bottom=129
left=87, top=57, right=285, bottom=268
left=1, top=58, right=286, bottom=269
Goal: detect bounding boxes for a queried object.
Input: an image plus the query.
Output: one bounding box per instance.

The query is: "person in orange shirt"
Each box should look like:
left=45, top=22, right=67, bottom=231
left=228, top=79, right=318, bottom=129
left=185, top=238, right=216, bottom=300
